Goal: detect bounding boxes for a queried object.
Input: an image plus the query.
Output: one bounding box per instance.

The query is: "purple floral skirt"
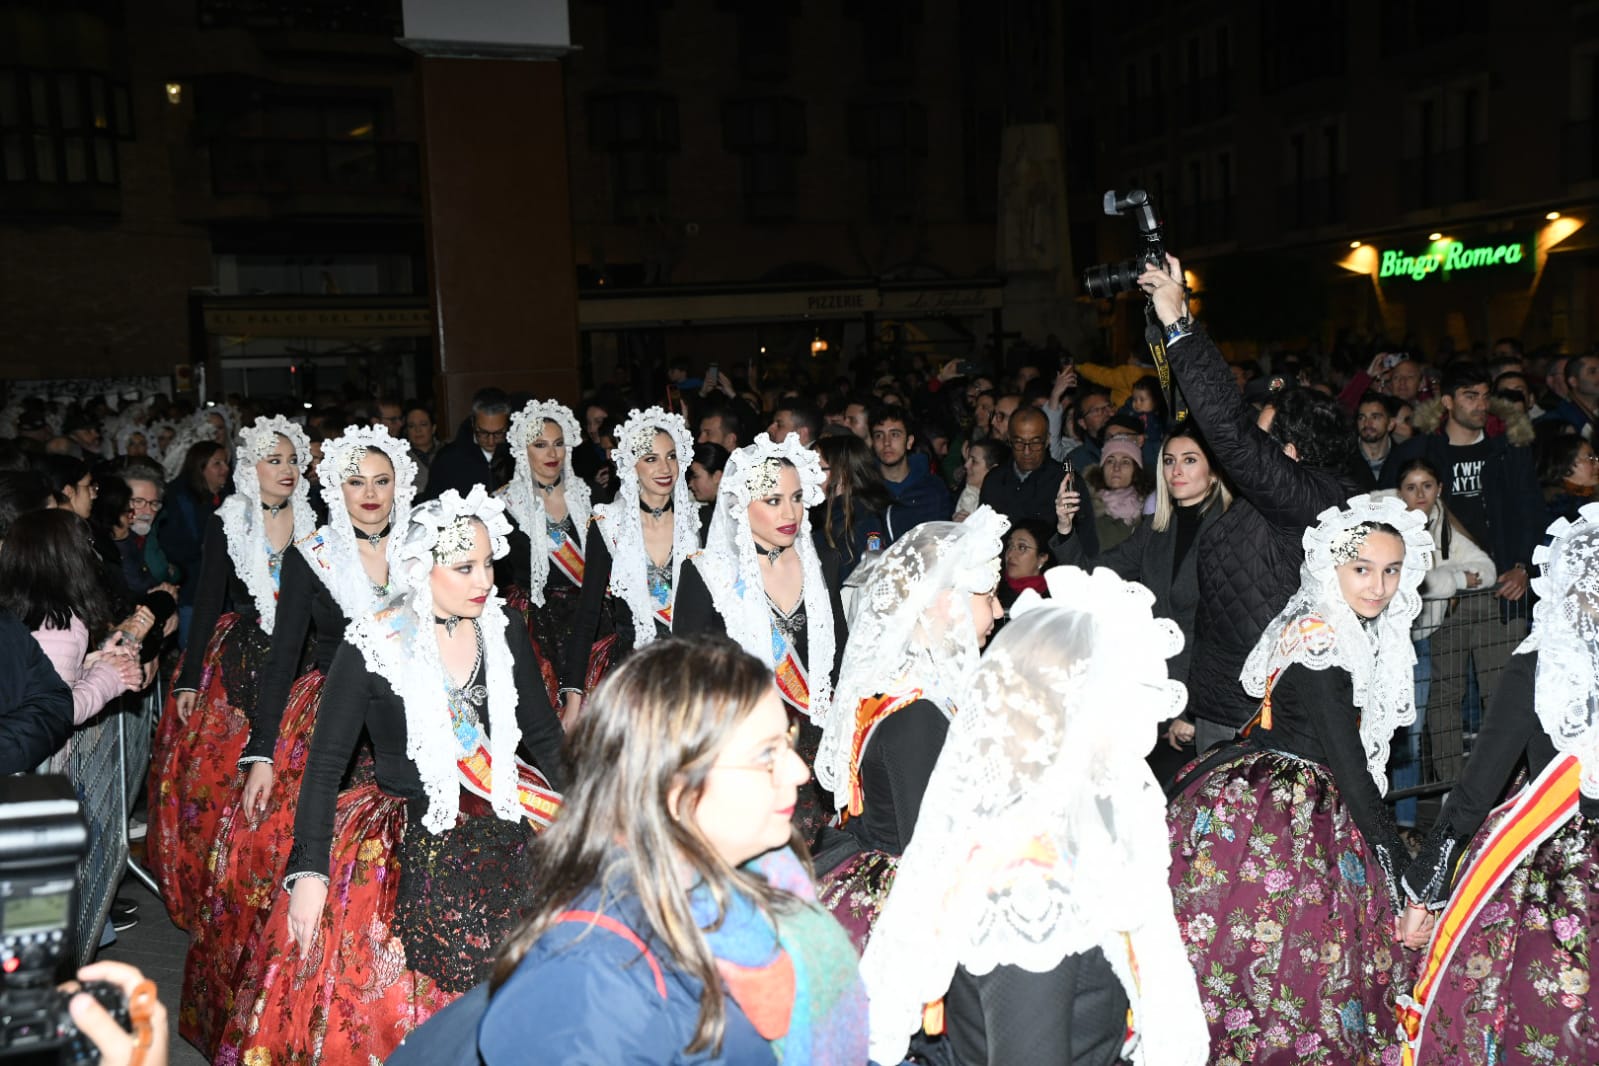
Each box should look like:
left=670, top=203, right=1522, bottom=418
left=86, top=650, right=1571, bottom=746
left=1413, top=813, right=1597, bottom=1066
left=816, top=849, right=899, bottom=954
left=1168, top=748, right=1411, bottom=1066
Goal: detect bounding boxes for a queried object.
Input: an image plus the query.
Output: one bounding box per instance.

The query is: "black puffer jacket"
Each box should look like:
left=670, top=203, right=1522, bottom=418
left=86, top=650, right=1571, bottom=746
left=1168, top=330, right=1353, bottom=730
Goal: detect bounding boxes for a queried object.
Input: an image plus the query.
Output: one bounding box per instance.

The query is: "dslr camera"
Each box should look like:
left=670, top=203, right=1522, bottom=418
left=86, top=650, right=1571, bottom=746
left=0, top=776, right=128, bottom=1064
left=1081, top=189, right=1168, bottom=299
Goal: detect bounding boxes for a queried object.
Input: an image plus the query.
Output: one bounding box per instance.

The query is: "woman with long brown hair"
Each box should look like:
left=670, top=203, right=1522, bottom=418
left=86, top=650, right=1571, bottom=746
left=483, top=636, right=867, bottom=1065
left=812, top=432, right=893, bottom=580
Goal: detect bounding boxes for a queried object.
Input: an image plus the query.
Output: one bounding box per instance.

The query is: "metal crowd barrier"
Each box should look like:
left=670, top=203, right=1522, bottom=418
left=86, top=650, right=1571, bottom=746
left=65, top=677, right=161, bottom=966
left=1388, top=590, right=1532, bottom=823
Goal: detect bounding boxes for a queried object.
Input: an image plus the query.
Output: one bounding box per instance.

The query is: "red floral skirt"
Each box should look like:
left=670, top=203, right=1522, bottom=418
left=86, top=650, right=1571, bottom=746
left=218, top=783, right=534, bottom=1065
left=181, top=667, right=325, bottom=1057
left=147, top=612, right=259, bottom=930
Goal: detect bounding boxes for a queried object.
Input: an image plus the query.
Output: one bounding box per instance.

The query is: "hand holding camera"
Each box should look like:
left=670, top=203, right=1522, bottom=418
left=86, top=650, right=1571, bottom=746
left=65, top=962, right=165, bottom=1066
left=1137, top=254, right=1188, bottom=328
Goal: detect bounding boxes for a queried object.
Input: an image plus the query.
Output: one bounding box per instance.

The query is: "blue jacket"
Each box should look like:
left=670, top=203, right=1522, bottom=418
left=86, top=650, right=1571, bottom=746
left=881, top=454, right=952, bottom=537
left=479, top=887, right=777, bottom=1066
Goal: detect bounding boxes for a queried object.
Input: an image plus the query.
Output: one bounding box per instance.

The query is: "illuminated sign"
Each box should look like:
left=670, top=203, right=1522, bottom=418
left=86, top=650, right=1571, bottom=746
left=1379, top=239, right=1529, bottom=281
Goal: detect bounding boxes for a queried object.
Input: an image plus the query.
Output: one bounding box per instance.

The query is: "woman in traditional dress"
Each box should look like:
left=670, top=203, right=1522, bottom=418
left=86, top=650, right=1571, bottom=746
left=481, top=636, right=869, bottom=1065
left=220, top=487, right=568, bottom=1066
left=179, top=426, right=418, bottom=1055
left=147, top=416, right=315, bottom=930
left=499, top=400, right=590, bottom=707
left=1167, top=494, right=1432, bottom=1066
left=673, top=432, right=846, bottom=845
left=1397, top=503, right=1599, bottom=1066
left=810, top=506, right=1008, bottom=949
left=560, top=406, right=698, bottom=719
left=862, top=565, right=1208, bottom=1066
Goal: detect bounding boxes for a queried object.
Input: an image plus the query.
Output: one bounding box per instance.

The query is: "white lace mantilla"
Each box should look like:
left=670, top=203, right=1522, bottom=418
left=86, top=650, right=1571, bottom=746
left=861, top=566, right=1206, bottom=1066
left=501, top=400, right=591, bottom=606
left=221, top=416, right=316, bottom=635
left=816, top=505, right=1008, bottom=798
left=697, top=432, right=833, bottom=723
left=595, top=406, right=698, bottom=648
left=1519, top=501, right=1599, bottom=799
left=1241, top=493, right=1434, bottom=793
left=297, top=426, right=421, bottom=619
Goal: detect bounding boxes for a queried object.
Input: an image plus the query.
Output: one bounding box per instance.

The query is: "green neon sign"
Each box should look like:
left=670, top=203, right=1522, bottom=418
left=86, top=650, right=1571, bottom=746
left=1379, top=239, right=1529, bottom=281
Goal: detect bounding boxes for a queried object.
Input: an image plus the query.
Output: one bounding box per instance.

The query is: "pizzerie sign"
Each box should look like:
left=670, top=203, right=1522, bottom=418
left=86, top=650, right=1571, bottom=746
left=1378, top=239, right=1529, bottom=281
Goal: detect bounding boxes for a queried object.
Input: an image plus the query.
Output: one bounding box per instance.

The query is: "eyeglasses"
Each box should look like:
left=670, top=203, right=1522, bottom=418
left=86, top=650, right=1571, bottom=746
left=709, top=723, right=801, bottom=780
left=129, top=497, right=162, bottom=511
left=1011, top=437, right=1047, bottom=452
left=473, top=426, right=508, bottom=443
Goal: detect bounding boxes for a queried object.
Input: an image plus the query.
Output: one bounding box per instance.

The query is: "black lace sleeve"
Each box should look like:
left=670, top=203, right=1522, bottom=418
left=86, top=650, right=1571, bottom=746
left=1288, top=664, right=1408, bottom=911
left=561, top=522, right=611, bottom=693
left=506, top=611, right=569, bottom=792
left=244, top=549, right=316, bottom=763
left=286, top=641, right=376, bottom=880
left=176, top=515, right=232, bottom=692
left=1403, top=652, right=1539, bottom=907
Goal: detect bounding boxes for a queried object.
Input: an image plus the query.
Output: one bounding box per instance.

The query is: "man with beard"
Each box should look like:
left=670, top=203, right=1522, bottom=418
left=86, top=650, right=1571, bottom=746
left=104, top=459, right=178, bottom=595
left=1352, top=392, right=1402, bottom=488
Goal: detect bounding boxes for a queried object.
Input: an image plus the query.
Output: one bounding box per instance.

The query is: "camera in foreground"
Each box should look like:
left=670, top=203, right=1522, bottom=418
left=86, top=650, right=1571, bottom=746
left=0, top=776, right=129, bottom=1064
left=1081, top=189, right=1168, bottom=299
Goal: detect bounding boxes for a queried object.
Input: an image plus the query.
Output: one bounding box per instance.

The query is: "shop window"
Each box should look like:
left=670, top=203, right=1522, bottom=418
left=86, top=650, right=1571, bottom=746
left=723, top=97, right=805, bottom=221
left=0, top=68, right=127, bottom=187
left=589, top=92, right=679, bottom=222
left=848, top=99, right=927, bottom=220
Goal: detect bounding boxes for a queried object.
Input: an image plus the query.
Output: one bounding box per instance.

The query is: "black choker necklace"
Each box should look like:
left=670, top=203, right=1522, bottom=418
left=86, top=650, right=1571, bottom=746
left=755, top=541, right=787, bottom=565
left=640, top=497, right=673, bottom=520
left=535, top=476, right=562, bottom=494
left=262, top=499, right=288, bottom=517
left=355, top=522, right=391, bottom=549
left=434, top=614, right=465, bottom=636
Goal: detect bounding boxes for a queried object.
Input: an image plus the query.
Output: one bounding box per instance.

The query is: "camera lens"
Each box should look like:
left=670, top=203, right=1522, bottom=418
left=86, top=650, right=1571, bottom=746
left=1081, top=258, right=1142, bottom=299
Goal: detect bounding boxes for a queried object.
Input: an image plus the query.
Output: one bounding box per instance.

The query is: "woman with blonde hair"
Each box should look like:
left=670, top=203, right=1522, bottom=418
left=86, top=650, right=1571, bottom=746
left=483, top=636, right=868, bottom=1065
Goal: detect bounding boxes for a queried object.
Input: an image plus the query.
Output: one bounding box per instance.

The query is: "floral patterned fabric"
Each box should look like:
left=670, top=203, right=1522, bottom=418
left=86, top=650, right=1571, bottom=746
left=147, top=612, right=259, bottom=930
left=218, top=783, right=453, bottom=1066
left=1414, top=814, right=1597, bottom=1066
left=1168, top=747, right=1410, bottom=1066
left=181, top=668, right=325, bottom=1057
left=816, top=849, right=899, bottom=954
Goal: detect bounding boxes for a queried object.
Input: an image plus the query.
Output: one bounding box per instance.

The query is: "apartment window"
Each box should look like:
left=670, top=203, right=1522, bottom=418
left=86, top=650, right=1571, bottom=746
left=849, top=99, right=927, bottom=219
left=1261, top=1, right=1347, bottom=90
left=1380, top=0, right=1493, bottom=55
left=1177, top=150, right=1235, bottom=245
left=726, top=0, right=798, bottom=82
left=590, top=92, right=679, bottom=222
left=1400, top=81, right=1488, bottom=209
left=1563, top=48, right=1599, bottom=183
left=1122, top=51, right=1166, bottom=141
left=0, top=68, right=128, bottom=187
left=1177, top=22, right=1234, bottom=122
left=1279, top=116, right=1347, bottom=228
left=723, top=97, right=805, bottom=221
left=853, top=0, right=922, bottom=87
left=605, top=0, right=665, bottom=78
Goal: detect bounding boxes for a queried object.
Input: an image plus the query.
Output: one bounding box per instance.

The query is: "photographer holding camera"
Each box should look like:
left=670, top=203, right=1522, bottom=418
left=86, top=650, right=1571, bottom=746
left=1136, top=252, right=1355, bottom=753
left=64, top=961, right=167, bottom=1066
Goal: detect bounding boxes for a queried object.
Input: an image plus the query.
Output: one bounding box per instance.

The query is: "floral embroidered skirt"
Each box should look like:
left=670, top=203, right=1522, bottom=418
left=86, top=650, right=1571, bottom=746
left=816, top=848, right=899, bottom=954
left=1412, top=813, right=1597, bottom=1066
left=1167, top=747, right=1410, bottom=1066
left=218, top=783, right=535, bottom=1066
left=148, top=612, right=266, bottom=930
left=180, top=667, right=324, bottom=1058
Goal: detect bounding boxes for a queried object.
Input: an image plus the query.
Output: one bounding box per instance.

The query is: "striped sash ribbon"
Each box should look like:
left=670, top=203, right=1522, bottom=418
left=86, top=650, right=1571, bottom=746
left=548, top=528, right=584, bottom=586
left=448, top=689, right=564, bottom=831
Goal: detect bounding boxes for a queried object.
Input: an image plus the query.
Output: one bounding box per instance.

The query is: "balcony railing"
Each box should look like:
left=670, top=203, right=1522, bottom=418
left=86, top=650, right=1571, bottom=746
left=208, top=137, right=419, bottom=199
left=1277, top=177, right=1349, bottom=230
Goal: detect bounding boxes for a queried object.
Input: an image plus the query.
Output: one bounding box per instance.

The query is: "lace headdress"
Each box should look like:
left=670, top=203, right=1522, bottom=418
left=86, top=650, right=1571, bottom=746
left=861, top=566, right=1207, bottom=1066
left=696, top=432, right=833, bottom=723
left=591, top=406, right=698, bottom=648
left=501, top=400, right=591, bottom=606
left=303, top=426, right=421, bottom=618
left=348, top=487, right=522, bottom=834
left=217, top=416, right=316, bottom=635
left=159, top=416, right=214, bottom=482
left=1241, top=493, right=1433, bottom=792
left=815, top=505, right=1009, bottom=798
left=112, top=418, right=151, bottom=460
left=1519, top=501, right=1599, bottom=798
